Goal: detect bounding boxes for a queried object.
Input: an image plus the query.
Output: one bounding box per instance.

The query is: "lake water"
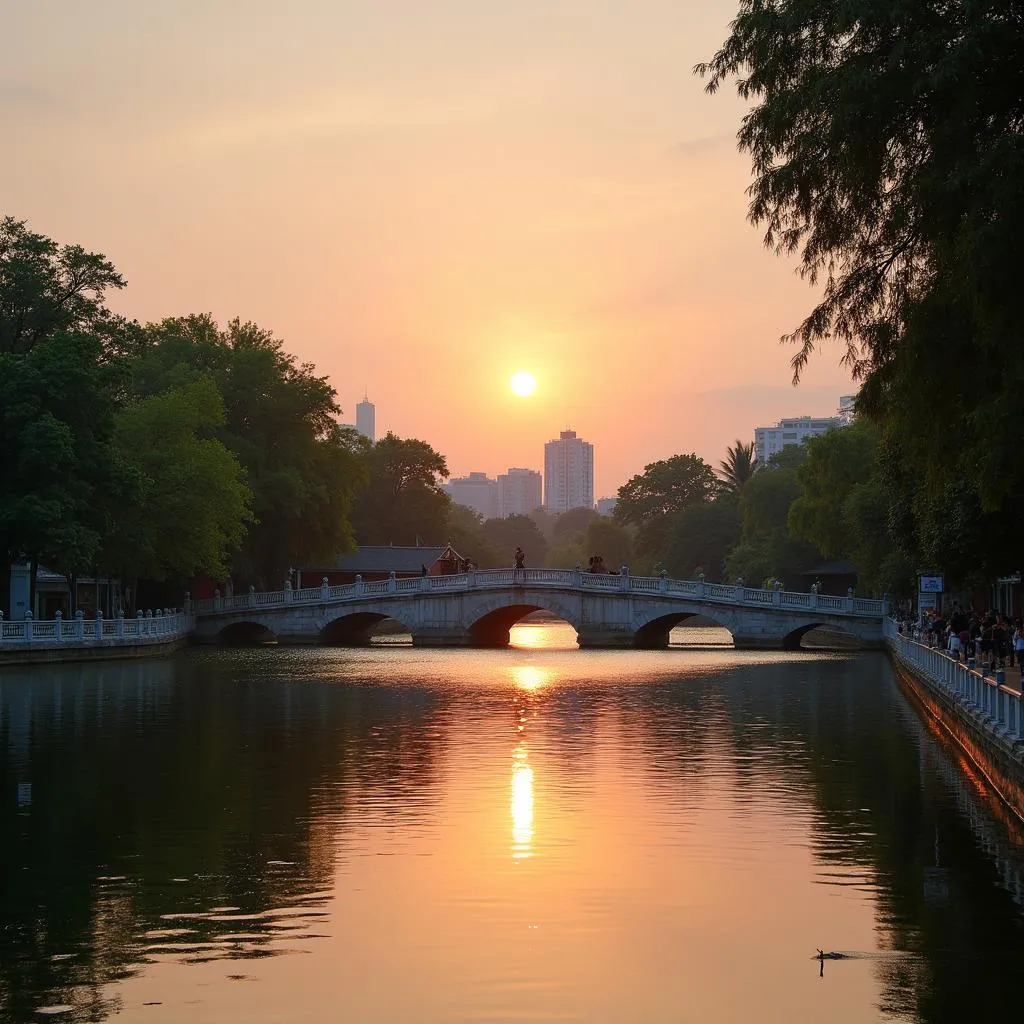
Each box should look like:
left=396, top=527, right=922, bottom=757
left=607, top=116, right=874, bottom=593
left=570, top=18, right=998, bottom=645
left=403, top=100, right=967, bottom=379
left=3, top=623, right=1024, bottom=1023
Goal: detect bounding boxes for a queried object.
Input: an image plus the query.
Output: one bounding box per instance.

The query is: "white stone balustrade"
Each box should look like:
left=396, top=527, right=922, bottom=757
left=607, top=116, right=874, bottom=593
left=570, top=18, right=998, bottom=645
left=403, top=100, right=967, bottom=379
left=884, top=618, right=1024, bottom=742
left=188, top=570, right=888, bottom=619
left=0, top=609, right=193, bottom=650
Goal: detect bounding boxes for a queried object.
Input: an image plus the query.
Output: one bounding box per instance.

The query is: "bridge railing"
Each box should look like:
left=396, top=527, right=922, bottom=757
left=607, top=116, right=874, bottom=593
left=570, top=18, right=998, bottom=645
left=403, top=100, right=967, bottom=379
left=885, top=618, right=1024, bottom=741
left=190, top=570, right=887, bottom=619
left=0, top=610, right=193, bottom=649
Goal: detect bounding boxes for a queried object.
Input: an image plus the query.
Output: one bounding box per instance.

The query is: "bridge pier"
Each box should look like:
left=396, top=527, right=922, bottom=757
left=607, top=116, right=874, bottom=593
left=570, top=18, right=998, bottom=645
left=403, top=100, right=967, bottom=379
left=576, top=628, right=636, bottom=650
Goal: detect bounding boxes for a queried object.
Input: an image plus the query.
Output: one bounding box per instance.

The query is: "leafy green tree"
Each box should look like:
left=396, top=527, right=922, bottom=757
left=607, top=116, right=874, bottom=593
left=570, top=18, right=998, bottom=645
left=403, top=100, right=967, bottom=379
left=553, top=507, right=599, bottom=542
left=445, top=504, right=502, bottom=568
left=544, top=540, right=586, bottom=570
left=131, top=315, right=365, bottom=585
left=725, top=466, right=819, bottom=586
left=481, top=515, right=548, bottom=567
left=699, top=1, right=1024, bottom=574
left=662, top=498, right=740, bottom=581
left=351, top=433, right=450, bottom=546
left=0, top=331, right=125, bottom=611
left=718, top=440, right=757, bottom=495
left=0, top=217, right=126, bottom=355
left=788, top=423, right=877, bottom=559
left=767, top=445, right=806, bottom=471
left=100, top=379, right=252, bottom=584
left=615, top=454, right=718, bottom=556
left=582, top=518, right=634, bottom=572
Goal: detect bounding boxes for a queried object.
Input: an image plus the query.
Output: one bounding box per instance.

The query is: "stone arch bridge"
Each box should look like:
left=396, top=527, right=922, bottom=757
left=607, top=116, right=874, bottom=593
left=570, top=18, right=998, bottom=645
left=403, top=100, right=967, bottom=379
left=190, top=569, right=886, bottom=650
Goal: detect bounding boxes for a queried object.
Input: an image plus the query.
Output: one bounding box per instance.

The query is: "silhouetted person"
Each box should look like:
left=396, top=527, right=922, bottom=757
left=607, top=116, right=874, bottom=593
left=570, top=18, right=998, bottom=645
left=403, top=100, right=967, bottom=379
left=513, top=547, right=525, bottom=570
left=421, top=564, right=428, bottom=577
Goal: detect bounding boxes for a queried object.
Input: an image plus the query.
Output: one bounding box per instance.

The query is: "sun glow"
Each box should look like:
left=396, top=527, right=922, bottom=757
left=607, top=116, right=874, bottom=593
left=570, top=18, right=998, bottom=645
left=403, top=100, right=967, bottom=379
left=510, top=371, right=537, bottom=397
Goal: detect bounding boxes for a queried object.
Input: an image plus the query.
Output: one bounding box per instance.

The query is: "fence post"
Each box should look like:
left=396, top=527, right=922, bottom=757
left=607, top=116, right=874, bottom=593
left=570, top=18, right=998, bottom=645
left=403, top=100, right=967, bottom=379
left=248, top=585, right=256, bottom=608
left=284, top=580, right=293, bottom=605
left=116, top=612, right=124, bottom=639
left=321, top=577, right=330, bottom=602
left=95, top=610, right=104, bottom=640
left=660, top=570, right=668, bottom=594
left=53, top=610, right=62, bottom=641
left=620, top=565, right=630, bottom=592
left=24, top=611, right=33, bottom=642
left=146, top=609, right=153, bottom=636
left=388, top=571, right=397, bottom=594
left=75, top=610, right=84, bottom=640
left=214, top=588, right=222, bottom=612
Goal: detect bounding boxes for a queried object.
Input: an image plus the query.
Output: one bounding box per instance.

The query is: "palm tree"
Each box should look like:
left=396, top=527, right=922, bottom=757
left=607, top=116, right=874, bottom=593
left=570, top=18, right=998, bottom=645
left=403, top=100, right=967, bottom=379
left=719, top=440, right=757, bottom=494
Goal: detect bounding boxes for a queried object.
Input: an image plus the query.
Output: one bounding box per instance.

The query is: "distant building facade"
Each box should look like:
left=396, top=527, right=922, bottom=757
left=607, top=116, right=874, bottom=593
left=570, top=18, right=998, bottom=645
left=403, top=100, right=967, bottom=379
left=544, top=430, right=594, bottom=514
left=754, top=412, right=846, bottom=467
left=837, top=394, right=856, bottom=425
left=356, top=395, right=376, bottom=441
left=444, top=472, right=499, bottom=520
left=596, top=496, right=618, bottom=517
left=498, top=468, right=542, bottom=518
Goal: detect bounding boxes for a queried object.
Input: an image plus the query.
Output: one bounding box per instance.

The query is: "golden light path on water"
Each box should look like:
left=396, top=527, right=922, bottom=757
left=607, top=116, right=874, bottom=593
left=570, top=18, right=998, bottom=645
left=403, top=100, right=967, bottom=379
left=8, top=618, right=1024, bottom=1023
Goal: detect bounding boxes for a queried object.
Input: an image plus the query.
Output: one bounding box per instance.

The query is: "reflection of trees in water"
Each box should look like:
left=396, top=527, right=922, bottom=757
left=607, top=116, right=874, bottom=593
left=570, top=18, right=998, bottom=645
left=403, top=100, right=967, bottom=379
left=617, top=655, right=1024, bottom=1024
left=0, top=656, right=450, bottom=1022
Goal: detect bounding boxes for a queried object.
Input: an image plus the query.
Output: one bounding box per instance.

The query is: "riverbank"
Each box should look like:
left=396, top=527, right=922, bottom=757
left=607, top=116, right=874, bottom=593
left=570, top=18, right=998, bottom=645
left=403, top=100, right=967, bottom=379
left=886, top=623, right=1024, bottom=822
left=0, top=634, right=191, bottom=667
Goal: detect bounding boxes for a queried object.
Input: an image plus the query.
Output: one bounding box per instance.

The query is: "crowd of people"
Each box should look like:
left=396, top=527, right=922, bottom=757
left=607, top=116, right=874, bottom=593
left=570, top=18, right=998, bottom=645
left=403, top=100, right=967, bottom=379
left=509, top=549, right=620, bottom=575
left=900, top=606, right=1024, bottom=670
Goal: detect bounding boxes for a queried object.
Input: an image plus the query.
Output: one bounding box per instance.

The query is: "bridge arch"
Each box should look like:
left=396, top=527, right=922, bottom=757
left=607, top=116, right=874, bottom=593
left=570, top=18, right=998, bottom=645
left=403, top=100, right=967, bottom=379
left=633, top=612, right=735, bottom=650
left=464, top=594, right=582, bottom=648
left=782, top=622, right=862, bottom=651
left=217, top=620, right=277, bottom=645
left=321, top=611, right=414, bottom=647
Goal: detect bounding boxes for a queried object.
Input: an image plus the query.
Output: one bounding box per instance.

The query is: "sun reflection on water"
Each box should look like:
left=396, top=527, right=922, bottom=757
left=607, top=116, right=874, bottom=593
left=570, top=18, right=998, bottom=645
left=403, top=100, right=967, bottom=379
left=510, top=743, right=534, bottom=860
left=509, top=665, right=552, bottom=692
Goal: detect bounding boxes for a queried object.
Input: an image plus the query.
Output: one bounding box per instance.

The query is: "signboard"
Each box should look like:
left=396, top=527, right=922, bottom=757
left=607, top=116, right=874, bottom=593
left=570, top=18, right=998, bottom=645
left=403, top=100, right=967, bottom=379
left=918, top=575, right=944, bottom=593
left=918, top=593, right=938, bottom=613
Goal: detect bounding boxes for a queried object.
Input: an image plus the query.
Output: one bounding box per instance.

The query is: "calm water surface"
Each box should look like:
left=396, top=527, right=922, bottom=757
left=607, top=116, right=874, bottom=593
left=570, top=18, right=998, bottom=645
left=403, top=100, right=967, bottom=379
left=3, top=624, right=1024, bottom=1023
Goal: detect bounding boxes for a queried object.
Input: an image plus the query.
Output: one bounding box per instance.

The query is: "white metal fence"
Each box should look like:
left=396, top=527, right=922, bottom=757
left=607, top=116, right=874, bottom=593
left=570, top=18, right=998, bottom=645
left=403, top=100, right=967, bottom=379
left=884, top=618, right=1024, bottom=742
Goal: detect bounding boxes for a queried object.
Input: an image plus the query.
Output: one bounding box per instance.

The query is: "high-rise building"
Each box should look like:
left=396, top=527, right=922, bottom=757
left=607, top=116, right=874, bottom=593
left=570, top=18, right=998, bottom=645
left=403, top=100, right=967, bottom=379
left=837, top=394, right=856, bottom=425
left=356, top=394, right=376, bottom=442
left=544, top=429, right=594, bottom=514
left=498, top=468, right=542, bottom=518
left=596, top=496, right=618, bottom=517
left=754, top=411, right=845, bottom=467
left=444, top=472, right=499, bottom=520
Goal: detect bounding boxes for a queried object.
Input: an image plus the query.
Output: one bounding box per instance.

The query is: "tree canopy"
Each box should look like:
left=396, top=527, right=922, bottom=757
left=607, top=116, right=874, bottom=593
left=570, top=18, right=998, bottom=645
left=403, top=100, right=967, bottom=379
left=350, top=433, right=450, bottom=546
left=719, top=440, right=757, bottom=495
left=700, top=0, right=1024, bottom=579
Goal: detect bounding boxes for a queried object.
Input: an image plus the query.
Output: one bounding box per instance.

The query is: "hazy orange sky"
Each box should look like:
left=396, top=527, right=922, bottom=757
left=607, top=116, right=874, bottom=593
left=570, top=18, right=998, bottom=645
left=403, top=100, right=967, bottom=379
left=3, top=0, right=854, bottom=498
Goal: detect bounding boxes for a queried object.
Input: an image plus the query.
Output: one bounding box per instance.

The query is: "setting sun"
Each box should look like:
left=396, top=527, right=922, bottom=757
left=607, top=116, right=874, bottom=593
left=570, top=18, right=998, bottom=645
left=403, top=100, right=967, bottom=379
left=510, top=371, right=537, bottom=397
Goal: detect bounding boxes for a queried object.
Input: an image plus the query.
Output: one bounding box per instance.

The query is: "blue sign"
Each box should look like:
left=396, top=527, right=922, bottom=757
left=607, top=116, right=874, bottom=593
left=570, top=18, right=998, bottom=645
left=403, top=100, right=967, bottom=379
left=919, top=575, right=944, bottom=593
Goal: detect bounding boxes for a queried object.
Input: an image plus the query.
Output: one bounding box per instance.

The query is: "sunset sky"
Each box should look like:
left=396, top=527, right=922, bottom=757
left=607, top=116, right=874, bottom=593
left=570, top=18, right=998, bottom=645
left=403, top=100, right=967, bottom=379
left=3, top=0, right=854, bottom=497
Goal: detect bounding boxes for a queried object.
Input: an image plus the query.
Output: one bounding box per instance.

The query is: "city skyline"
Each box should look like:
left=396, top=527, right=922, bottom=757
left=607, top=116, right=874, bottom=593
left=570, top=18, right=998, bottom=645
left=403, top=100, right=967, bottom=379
left=2, top=0, right=854, bottom=499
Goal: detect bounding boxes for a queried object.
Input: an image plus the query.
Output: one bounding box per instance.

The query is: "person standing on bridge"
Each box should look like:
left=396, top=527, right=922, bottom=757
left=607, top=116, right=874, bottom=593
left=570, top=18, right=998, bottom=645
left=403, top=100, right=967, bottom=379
left=514, top=547, right=526, bottom=570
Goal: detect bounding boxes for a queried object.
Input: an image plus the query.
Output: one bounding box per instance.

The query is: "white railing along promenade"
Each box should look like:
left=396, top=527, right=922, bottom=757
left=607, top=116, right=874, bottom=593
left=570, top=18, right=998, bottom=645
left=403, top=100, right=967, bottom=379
left=0, top=609, right=193, bottom=649
left=190, top=571, right=887, bottom=619
left=884, top=618, right=1024, bottom=742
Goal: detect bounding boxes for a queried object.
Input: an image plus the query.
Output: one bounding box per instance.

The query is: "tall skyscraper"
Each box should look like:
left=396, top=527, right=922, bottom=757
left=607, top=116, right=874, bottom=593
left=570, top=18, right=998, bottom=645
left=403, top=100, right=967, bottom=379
left=544, top=430, right=594, bottom=514
left=444, top=472, right=499, bottom=520
left=498, top=468, right=542, bottom=518
left=356, top=394, right=376, bottom=441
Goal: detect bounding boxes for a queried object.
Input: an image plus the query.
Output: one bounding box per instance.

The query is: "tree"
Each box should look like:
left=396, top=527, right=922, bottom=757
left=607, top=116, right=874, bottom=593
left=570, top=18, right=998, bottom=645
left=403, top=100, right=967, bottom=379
left=662, top=498, right=740, bottom=581
left=699, top=2, right=1024, bottom=573
left=788, top=423, right=877, bottom=559
left=553, top=507, right=599, bottom=542
left=615, top=454, right=718, bottom=556
left=351, top=433, right=450, bottom=546
left=582, top=518, right=634, bottom=572
left=445, top=504, right=502, bottom=568
left=132, top=315, right=365, bottom=584
left=481, top=515, right=548, bottom=567
left=0, top=331, right=125, bottom=611
left=100, top=379, right=252, bottom=584
left=724, top=466, right=819, bottom=587
left=719, top=440, right=757, bottom=495
left=0, top=217, right=126, bottom=355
